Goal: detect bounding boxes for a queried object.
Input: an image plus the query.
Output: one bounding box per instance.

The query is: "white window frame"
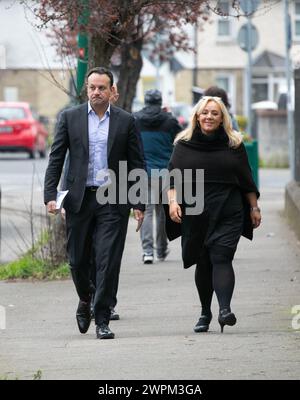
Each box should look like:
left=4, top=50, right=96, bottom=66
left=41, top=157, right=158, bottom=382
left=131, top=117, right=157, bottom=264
left=294, top=0, right=300, bottom=40
left=215, top=73, right=236, bottom=114
left=216, top=0, right=234, bottom=42
left=0, top=45, right=6, bottom=69
left=3, top=87, right=19, bottom=102
left=252, top=74, right=286, bottom=103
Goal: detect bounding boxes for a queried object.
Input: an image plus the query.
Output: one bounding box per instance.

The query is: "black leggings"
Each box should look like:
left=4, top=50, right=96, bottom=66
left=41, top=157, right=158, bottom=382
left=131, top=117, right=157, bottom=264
left=194, top=249, right=235, bottom=314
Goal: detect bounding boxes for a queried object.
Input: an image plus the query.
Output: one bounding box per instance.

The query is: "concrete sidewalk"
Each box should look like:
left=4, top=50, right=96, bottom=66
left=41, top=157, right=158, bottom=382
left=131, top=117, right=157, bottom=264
left=0, top=170, right=299, bottom=380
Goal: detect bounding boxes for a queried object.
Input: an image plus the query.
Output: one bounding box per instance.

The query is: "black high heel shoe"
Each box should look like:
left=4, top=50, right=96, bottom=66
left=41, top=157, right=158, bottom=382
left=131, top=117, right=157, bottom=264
left=218, top=309, right=236, bottom=333
left=194, top=313, right=212, bottom=333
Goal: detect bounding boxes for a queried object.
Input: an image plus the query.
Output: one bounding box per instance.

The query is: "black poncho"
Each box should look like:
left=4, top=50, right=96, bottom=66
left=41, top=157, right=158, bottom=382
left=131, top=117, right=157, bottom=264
left=164, top=126, right=260, bottom=268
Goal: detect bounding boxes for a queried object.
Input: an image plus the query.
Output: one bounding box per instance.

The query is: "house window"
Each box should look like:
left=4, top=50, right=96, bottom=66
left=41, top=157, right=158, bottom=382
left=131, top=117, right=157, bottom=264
left=3, top=87, right=18, bottom=101
left=295, top=1, right=300, bottom=38
left=216, top=76, right=229, bottom=92
left=252, top=82, right=268, bottom=103
left=252, top=75, right=286, bottom=104
left=216, top=1, right=232, bottom=40
left=218, top=20, right=230, bottom=36
left=216, top=74, right=235, bottom=113
left=0, top=45, right=5, bottom=69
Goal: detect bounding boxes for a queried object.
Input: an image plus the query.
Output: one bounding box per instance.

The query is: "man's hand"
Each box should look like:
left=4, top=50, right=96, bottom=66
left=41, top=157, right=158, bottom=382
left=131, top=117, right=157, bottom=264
left=169, top=201, right=182, bottom=223
left=133, top=209, right=144, bottom=232
left=47, top=200, right=58, bottom=215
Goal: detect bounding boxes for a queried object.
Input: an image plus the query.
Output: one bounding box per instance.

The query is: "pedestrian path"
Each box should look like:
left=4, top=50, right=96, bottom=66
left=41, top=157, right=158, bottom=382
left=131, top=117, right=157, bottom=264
left=0, top=169, right=299, bottom=380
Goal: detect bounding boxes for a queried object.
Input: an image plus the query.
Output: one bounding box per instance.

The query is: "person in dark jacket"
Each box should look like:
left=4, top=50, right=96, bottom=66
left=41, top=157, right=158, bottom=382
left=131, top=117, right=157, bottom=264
left=44, top=67, right=145, bottom=340
left=60, top=83, right=121, bottom=322
left=134, top=89, right=182, bottom=264
left=165, top=95, right=261, bottom=334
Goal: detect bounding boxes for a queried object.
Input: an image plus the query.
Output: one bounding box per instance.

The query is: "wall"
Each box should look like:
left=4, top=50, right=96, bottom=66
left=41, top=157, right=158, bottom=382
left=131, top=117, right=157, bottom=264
left=284, top=67, right=300, bottom=242
left=255, top=109, right=288, bottom=166
left=285, top=181, right=300, bottom=241
left=0, top=69, right=70, bottom=133
left=174, top=69, right=193, bottom=105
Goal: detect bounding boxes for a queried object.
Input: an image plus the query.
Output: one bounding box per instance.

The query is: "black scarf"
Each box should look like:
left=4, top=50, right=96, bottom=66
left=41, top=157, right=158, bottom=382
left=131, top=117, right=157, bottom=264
left=168, top=126, right=259, bottom=197
left=182, top=124, right=229, bottom=151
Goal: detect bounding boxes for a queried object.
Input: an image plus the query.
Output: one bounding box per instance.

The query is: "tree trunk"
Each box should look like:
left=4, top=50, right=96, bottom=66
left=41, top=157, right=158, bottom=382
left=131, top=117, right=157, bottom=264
left=49, top=215, right=67, bottom=266
left=117, top=38, right=144, bottom=112
left=89, top=33, right=118, bottom=68
left=77, top=33, right=119, bottom=104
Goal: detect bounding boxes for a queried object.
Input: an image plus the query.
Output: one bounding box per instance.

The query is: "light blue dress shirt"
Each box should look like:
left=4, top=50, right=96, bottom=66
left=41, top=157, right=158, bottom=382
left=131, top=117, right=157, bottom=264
left=86, top=102, right=110, bottom=187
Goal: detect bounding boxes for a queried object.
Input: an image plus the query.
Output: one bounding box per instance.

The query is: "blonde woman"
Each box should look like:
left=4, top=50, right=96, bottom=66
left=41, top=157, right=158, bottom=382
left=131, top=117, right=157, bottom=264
left=166, top=96, right=261, bottom=333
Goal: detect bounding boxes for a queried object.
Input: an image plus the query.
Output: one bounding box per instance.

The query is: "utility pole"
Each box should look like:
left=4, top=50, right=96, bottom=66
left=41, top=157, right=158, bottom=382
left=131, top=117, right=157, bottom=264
left=76, top=0, right=90, bottom=102
left=284, top=0, right=295, bottom=179
left=239, top=0, right=260, bottom=137
left=246, top=14, right=253, bottom=138
left=193, top=20, right=198, bottom=89
left=0, top=186, right=1, bottom=260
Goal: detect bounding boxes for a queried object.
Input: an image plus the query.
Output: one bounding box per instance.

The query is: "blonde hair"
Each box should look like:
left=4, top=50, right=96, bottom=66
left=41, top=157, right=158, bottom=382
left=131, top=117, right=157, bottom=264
left=174, top=96, right=242, bottom=148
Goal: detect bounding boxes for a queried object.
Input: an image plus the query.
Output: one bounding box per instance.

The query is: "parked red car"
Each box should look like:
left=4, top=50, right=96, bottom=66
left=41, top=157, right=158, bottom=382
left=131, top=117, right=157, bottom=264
left=0, top=102, right=48, bottom=158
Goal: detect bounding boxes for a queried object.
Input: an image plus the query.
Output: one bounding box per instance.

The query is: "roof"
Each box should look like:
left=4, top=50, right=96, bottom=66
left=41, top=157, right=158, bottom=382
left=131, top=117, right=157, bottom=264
left=253, top=50, right=285, bottom=69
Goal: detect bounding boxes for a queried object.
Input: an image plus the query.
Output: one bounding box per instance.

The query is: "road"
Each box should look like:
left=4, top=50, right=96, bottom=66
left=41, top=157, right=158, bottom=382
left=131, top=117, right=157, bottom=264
left=0, top=153, right=47, bottom=203
left=0, top=154, right=48, bottom=263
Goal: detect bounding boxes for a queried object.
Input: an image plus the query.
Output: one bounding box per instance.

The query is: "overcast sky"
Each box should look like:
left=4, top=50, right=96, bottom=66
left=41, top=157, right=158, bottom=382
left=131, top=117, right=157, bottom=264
left=0, top=0, right=72, bottom=69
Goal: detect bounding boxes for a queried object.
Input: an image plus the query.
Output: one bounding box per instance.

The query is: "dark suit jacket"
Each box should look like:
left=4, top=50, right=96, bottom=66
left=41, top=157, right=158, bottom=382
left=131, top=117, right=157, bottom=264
left=44, top=103, right=145, bottom=214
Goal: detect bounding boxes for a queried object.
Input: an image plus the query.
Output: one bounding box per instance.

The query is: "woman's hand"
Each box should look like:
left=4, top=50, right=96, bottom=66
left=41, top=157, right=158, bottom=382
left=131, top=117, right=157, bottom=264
left=169, top=201, right=182, bottom=223
left=250, top=208, right=261, bottom=229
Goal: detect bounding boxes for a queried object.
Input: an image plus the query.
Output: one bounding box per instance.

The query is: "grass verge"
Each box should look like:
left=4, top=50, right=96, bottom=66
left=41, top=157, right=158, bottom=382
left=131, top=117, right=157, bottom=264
left=0, top=253, right=69, bottom=280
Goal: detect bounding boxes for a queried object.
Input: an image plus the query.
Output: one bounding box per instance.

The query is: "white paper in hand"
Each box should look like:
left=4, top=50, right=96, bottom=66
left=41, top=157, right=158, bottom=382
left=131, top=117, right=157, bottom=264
left=136, top=218, right=143, bottom=232
left=55, top=190, right=69, bottom=210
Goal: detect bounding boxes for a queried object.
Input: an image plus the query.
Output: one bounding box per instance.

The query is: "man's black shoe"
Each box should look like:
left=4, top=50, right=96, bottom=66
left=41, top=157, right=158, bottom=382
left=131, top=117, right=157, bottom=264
left=109, top=308, right=120, bottom=321
left=76, top=300, right=91, bottom=334
left=96, top=324, right=115, bottom=339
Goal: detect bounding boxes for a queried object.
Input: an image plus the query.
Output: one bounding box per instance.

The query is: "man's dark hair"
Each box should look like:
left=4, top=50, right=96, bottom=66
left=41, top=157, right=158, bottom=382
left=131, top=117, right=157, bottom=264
left=86, top=67, right=114, bottom=87
left=144, top=89, right=162, bottom=106
left=204, top=86, right=231, bottom=109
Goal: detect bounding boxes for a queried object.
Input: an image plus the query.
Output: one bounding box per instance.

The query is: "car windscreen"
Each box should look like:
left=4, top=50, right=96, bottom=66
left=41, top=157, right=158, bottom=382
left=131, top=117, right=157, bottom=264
left=0, top=107, right=26, bottom=121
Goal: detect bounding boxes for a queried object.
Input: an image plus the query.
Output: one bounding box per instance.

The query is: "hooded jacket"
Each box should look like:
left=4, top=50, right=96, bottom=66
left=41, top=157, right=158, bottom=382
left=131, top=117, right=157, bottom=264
left=134, top=105, right=182, bottom=176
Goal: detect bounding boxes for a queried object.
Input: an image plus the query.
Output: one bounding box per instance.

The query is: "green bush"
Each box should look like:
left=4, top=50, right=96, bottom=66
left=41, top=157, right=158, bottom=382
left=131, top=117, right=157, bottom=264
left=235, top=115, right=248, bottom=132
left=235, top=115, right=253, bottom=143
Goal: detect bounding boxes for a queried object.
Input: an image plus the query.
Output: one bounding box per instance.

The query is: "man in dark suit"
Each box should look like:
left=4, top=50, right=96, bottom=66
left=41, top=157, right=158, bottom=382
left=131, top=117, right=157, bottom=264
left=44, top=67, right=145, bottom=339
left=60, top=83, right=122, bottom=321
